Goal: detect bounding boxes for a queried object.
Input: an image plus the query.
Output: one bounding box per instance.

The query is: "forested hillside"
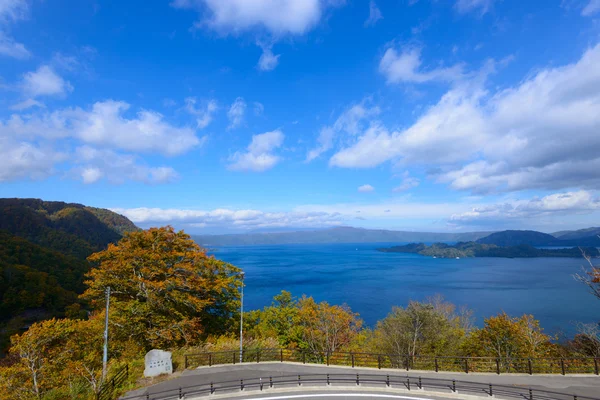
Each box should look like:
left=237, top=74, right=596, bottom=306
left=0, top=198, right=139, bottom=353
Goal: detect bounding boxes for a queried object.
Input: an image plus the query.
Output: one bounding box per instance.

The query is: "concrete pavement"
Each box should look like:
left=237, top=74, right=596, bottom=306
left=121, top=361, right=600, bottom=400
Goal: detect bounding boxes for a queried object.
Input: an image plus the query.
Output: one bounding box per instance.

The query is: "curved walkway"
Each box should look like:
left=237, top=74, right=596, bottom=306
left=121, top=362, right=600, bottom=399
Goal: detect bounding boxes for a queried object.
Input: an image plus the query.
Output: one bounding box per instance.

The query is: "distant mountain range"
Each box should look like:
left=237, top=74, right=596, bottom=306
left=552, top=227, right=600, bottom=240
left=476, top=230, right=600, bottom=247
left=193, top=226, right=494, bottom=246
left=193, top=226, right=600, bottom=247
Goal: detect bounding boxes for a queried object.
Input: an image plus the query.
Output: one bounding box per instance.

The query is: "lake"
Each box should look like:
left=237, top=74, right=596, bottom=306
left=209, top=242, right=599, bottom=338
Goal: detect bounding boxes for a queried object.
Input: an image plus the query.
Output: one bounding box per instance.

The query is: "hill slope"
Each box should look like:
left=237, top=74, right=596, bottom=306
left=476, top=230, right=559, bottom=246
left=477, top=229, right=600, bottom=247
left=0, top=198, right=139, bottom=258
left=553, top=227, right=600, bottom=240
left=0, top=198, right=138, bottom=353
left=193, top=226, right=494, bottom=246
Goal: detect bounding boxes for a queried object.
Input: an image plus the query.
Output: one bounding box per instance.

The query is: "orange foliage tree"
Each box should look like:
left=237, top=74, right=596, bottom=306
left=463, top=313, right=556, bottom=359
left=82, top=226, right=242, bottom=350
left=296, top=296, right=363, bottom=354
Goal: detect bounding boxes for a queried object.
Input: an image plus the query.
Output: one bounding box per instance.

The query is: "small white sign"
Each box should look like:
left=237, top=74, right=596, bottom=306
left=144, top=349, right=173, bottom=378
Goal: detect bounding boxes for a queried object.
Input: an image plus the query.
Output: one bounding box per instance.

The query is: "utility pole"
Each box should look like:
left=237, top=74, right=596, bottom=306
left=102, top=286, right=111, bottom=382
left=239, top=272, right=244, bottom=364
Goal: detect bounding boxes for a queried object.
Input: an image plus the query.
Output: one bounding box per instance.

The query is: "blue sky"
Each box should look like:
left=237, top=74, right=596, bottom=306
left=1, top=0, right=600, bottom=234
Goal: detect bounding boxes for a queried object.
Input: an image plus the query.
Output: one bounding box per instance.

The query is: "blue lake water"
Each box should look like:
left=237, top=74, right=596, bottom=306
left=209, top=242, right=599, bottom=337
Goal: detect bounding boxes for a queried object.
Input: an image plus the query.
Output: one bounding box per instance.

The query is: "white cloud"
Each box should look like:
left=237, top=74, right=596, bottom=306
left=10, top=98, right=44, bottom=111
left=306, top=100, right=380, bottom=161
left=364, top=1, right=382, bottom=27
left=2, top=100, right=204, bottom=156
left=81, top=167, right=103, bottom=184
left=0, top=0, right=28, bottom=22
left=113, top=206, right=344, bottom=230
left=228, top=129, right=284, bottom=172
left=379, top=46, right=464, bottom=84
left=0, top=31, right=30, bottom=59
left=73, top=146, right=179, bottom=184
left=21, top=65, right=73, bottom=97
left=295, top=199, right=476, bottom=222
left=455, top=0, right=495, bottom=15
left=393, top=172, right=420, bottom=192
left=582, top=0, right=600, bottom=15
left=358, top=184, right=375, bottom=193
left=185, top=97, right=218, bottom=129
left=253, top=102, right=264, bottom=116
left=450, top=191, right=600, bottom=225
left=227, top=97, right=246, bottom=129
left=0, top=136, right=65, bottom=182
left=257, top=46, right=280, bottom=71
left=331, top=44, right=600, bottom=194
left=171, top=0, right=341, bottom=37
left=0, top=0, right=30, bottom=59
left=171, top=0, right=344, bottom=69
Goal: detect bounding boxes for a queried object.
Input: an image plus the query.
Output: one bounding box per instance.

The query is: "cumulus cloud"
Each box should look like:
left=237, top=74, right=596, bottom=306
left=364, top=1, right=382, bottom=27
left=228, top=129, right=284, bottom=172
left=171, top=0, right=344, bottom=69
left=306, top=100, right=380, bottom=161
left=21, top=65, right=73, bottom=97
left=450, top=191, right=600, bottom=225
left=171, top=0, right=341, bottom=36
left=185, top=97, right=218, bottom=129
left=455, top=0, right=495, bottom=15
left=330, top=44, right=600, bottom=194
left=227, top=97, right=246, bottom=129
left=113, top=206, right=344, bottom=230
left=73, top=146, right=179, bottom=184
left=4, top=100, right=203, bottom=156
left=358, top=184, right=375, bottom=193
left=379, top=46, right=464, bottom=84
left=0, top=136, right=65, bottom=182
left=257, top=46, right=280, bottom=71
left=582, top=0, right=600, bottom=15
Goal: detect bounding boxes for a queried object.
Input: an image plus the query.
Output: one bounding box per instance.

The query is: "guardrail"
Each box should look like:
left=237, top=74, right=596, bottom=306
left=120, top=373, right=600, bottom=400
left=98, top=365, right=129, bottom=400
left=184, top=348, right=600, bottom=375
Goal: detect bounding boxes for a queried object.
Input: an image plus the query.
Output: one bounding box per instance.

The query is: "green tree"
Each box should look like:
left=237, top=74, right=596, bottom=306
left=370, top=297, right=469, bottom=358
left=245, top=291, right=302, bottom=347
left=82, top=226, right=242, bottom=350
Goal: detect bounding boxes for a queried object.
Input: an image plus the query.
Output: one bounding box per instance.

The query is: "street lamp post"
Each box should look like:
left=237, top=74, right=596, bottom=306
left=239, top=272, right=244, bottom=364
left=102, top=286, right=111, bottom=382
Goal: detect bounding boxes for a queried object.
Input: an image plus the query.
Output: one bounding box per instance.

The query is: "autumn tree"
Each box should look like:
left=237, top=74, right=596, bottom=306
left=6, top=318, right=78, bottom=399
left=82, top=226, right=242, bottom=350
left=296, top=296, right=362, bottom=354
left=567, top=322, right=600, bottom=357
left=463, top=313, right=556, bottom=359
left=575, top=243, right=600, bottom=300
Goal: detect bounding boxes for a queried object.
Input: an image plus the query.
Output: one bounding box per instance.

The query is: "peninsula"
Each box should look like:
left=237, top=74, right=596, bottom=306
left=377, top=242, right=600, bottom=258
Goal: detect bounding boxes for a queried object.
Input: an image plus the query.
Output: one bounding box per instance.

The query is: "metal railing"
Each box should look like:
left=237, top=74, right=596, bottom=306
left=98, top=365, right=129, bottom=400
left=184, top=348, right=600, bottom=375
left=120, top=373, right=600, bottom=400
